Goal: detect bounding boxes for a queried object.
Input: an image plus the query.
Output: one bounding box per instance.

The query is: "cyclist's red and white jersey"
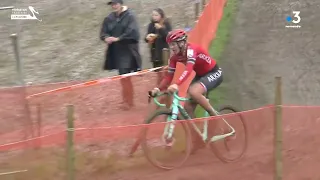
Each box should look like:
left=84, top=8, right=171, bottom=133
left=158, top=43, right=217, bottom=90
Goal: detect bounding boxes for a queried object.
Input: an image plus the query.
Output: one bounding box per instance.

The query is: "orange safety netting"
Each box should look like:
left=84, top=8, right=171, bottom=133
left=188, top=0, right=226, bottom=50
left=0, top=71, right=164, bottom=145
left=0, top=0, right=228, bottom=147
left=1, top=0, right=320, bottom=179
left=0, top=81, right=85, bottom=144
left=1, top=106, right=319, bottom=180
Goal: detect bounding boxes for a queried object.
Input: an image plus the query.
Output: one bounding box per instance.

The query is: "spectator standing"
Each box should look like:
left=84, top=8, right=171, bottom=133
left=100, top=0, right=141, bottom=110
left=145, top=8, right=172, bottom=68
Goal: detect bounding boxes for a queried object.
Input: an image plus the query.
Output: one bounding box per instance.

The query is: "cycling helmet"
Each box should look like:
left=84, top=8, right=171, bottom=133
left=166, top=29, right=187, bottom=43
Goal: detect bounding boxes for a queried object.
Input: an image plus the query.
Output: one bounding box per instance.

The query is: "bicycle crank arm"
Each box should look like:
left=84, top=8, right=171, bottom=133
left=210, top=131, right=235, bottom=142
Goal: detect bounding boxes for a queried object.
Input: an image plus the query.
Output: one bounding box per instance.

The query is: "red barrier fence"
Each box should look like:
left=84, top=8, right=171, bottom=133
left=1, top=105, right=320, bottom=180
left=1, top=0, right=319, bottom=180
left=188, top=0, right=226, bottom=50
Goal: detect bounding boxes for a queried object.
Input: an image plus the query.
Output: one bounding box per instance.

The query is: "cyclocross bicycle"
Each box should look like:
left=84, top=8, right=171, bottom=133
left=139, top=91, right=248, bottom=170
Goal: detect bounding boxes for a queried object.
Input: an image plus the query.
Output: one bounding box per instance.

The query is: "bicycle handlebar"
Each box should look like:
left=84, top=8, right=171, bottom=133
left=148, top=91, right=190, bottom=107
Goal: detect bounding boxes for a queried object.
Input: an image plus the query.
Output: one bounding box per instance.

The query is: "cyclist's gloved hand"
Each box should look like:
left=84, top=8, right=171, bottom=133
left=167, top=84, right=178, bottom=94
left=149, top=88, right=160, bottom=97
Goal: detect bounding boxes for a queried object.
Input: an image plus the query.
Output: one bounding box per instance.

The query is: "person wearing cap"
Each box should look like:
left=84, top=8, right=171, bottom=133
left=100, top=0, right=141, bottom=109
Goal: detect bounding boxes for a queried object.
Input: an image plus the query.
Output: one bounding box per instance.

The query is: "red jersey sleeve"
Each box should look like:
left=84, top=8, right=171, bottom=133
left=158, top=57, right=176, bottom=91
left=176, top=47, right=197, bottom=86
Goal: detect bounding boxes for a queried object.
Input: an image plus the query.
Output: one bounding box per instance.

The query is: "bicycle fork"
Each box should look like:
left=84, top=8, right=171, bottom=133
left=163, top=112, right=177, bottom=139
left=162, top=101, right=180, bottom=145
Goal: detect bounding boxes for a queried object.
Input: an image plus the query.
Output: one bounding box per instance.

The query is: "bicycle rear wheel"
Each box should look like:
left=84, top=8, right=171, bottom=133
left=209, top=105, right=248, bottom=163
left=141, top=108, right=192, bottom=170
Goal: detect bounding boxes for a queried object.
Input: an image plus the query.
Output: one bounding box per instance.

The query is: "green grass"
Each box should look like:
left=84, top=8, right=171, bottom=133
left=195, top=0, right=238, bottom=117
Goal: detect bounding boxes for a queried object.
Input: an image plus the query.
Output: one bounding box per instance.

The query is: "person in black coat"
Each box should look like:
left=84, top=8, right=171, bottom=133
left=145, top=8, right=172, bottom=68
left=100, top=0, right=142, bottom=74
left=100, top=0, right=141, bottom=110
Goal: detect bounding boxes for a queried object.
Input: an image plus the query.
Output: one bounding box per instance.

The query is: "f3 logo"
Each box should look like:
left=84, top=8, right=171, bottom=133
left=285, top=10, right=301, bottom=28
left=292, top=11, right=301, bottom=24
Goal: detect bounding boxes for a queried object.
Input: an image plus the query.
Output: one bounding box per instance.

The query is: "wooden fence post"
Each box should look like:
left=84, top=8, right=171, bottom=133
left=161, top=48, right=171, bottom=108
left=162, top=48, right=169, bottom=66
left=201, top=0, right=207, bottom=10
left=10, top=33, right=34, bottom=143
left=194, top=0, right=200, bottom=21
left=66, top=104, right=75, bottom=180
left=274, top=76, right=283, bottom=180
left=35, top=104, right=42, bottom=149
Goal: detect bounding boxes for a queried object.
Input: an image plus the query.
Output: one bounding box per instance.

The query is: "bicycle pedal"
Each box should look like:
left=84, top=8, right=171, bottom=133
left=226, top=133, right=237, bottom=141
left=164, top=138, right=175, bottom=147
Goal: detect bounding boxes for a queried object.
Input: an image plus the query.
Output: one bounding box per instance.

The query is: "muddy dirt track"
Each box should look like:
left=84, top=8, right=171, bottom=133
left=1, top=0, right=320, bottom=179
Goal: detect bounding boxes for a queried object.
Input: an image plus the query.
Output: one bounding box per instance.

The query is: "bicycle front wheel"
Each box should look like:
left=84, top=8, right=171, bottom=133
left=141, top=108, right=192, bottom=170
left=209, top=105, right=248, bottom=163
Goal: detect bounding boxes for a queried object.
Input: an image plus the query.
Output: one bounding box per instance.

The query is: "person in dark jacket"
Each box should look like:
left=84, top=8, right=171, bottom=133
left=145, top=8, right=172, bottom=68
left=145, top=8, right=172, bottom=87
left=100, top=0, right=141, bottom=73
left=100, top=0, right=141, bottom=110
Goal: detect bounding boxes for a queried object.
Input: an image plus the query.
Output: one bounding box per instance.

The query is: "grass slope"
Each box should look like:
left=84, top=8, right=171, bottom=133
left=195, top=0, right=238, bottom=117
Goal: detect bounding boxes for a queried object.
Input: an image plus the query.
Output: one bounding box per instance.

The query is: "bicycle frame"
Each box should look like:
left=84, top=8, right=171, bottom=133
left=153, top=92, right=235, bottom=143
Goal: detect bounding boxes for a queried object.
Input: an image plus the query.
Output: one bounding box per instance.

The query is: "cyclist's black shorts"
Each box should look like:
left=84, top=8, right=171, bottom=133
left=191, top=64, right=223, bottom=92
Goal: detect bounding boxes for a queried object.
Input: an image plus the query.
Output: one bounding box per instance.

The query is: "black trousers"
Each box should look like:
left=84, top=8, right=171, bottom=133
left=118, top=68, right=140, bottom=75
